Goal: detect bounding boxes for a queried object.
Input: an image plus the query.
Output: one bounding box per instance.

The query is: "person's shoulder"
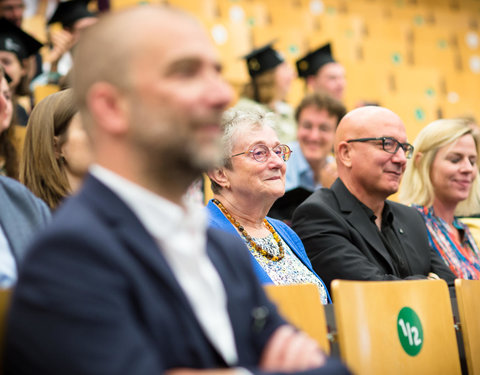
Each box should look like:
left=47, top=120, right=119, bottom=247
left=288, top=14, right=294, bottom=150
left=387, top=200, right=422, bottom=216
left=206, top=226, right=253, bottom=265
left=301, top=186, right=337, bottom=208
left=0, top=175, right=35, bottom=198
left=0, top=176, right=50, bottom=217
left=387, top=200, right=426, bottom=227
left=207, top=226, right=245, bottom=249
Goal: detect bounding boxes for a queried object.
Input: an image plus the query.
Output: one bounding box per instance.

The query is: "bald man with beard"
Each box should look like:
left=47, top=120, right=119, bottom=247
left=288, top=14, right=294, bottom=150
left=292, top=106, right=455, bottom=293
left=4, top=6, right=350, bottom=375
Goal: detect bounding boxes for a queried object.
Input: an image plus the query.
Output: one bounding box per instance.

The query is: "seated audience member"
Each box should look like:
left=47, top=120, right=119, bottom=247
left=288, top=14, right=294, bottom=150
left=207, top=108, right=330, bottom=303
left=292, top=106, right=455, bottom=292
left=0, top=0, right=44, bottom=80
left=399, top=119, right=480, bottom=279
left=285, top=92, right=346, bottom=192
left=0, top=18, right=42, bottom=125
left=0, top=65, right=19, bottom=178
left=236, top=42, right=297, bottom=143
left=296, top=43, right=346, bottom=103
left=0, top=65, right=50, bottom=288
left=5, top=7, right=350, bottom=375
left=20, top=88, right=93, bottom=210
left=37, top=0, right=98, bottom=84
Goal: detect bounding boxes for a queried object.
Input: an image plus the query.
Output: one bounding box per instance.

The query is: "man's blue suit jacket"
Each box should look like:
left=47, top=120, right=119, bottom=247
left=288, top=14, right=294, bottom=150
left=5, top=174, right=349, bottom=375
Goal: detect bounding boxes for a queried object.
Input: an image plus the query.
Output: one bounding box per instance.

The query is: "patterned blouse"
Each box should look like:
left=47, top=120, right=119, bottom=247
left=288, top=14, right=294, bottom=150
left=414, top=205, right=480, bottom=279
left=244, top=233, right=329, bottom=304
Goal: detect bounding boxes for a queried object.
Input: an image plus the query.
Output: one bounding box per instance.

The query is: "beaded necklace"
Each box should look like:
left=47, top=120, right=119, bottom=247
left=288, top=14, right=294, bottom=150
left=213, top=198, right=285, bottom=261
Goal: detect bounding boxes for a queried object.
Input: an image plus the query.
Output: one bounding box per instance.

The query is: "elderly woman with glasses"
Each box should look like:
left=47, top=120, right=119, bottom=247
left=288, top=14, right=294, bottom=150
left=399, top=119, right=480, bottom=279
left=207, top=108, right=330, bottom=304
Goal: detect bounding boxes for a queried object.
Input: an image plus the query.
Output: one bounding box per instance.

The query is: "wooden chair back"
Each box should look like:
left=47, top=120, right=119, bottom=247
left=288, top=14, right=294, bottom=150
left=264, top=283, right=330, bottom=354
left=455, top=279, right=480, bottom=375
left=331, top=279, right=461, bottom=375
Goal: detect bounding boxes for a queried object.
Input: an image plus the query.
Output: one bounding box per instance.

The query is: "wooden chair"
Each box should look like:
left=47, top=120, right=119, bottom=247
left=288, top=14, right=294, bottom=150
left=264, top=283, right=330, bottom=354
left=331, top=279, right=461, bottom=375
left=455, top=279, right=480, bottom=375
left=0, top=289, right=12, bottom=371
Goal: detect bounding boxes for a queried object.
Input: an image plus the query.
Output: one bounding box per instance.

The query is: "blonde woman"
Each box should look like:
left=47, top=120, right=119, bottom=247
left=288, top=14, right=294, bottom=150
left=399, top=119, right=480, bottom=279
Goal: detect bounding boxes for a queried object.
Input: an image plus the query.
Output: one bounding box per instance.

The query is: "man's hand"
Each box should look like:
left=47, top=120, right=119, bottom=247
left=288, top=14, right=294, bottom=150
left=259, top=325, right=326, bottom=372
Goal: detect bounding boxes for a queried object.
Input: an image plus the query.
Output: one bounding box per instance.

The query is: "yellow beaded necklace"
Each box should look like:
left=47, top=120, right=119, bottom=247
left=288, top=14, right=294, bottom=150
left=213, top=199, right=285, bottom=261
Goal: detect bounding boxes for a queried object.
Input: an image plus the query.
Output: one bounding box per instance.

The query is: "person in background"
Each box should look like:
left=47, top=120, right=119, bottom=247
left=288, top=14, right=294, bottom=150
left=20, top=88, right=93, bottom=210
left=285, top=92, right=346, bottom=192
left=296, top=43, right=346, bottom=103
left=0, top=65, right=19, bottom=178
left=399, top=119, right=480, bottom=279
left=5, top=6, right=349, bottom=375
left=0, top=0, right=24, bottom=27
left=39, top=0, right=98, bottom=84
left=0, top=18, right=42, bottom=125
left=207, top=108, right=330, bottom=303
left=292, top=106, right=455, bottom=293
left=236, top=42, right=297, bottom=143
left=0, top=62, right=50, bottom=288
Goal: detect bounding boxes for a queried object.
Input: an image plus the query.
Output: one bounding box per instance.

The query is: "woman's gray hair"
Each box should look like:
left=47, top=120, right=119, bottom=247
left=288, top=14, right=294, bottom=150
left=209, top=107, right=278, bottom=194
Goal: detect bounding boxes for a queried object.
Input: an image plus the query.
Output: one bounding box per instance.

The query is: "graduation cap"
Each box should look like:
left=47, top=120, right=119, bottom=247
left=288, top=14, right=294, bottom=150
left=48, top=0, right=96, bottom=29
left=296, top=43, right=336, bottom=78
left=268, top=187, right=313, bottom=225
left=243, top=42, right=284, bottom=78
left=0, top=18, right=43, bottom=60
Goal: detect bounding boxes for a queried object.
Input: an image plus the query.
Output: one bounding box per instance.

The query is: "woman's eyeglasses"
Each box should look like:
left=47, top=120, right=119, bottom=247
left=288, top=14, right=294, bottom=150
left=231, top=144, right=292, bottom=163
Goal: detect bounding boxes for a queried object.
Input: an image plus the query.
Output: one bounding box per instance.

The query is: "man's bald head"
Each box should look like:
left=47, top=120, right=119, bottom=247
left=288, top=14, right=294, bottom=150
left=335, top=106, right=404, bottom=152
left=70, top=5, right=232, bottom=200
left=72, top=6, right=201, bottom=119
left=335, top=106, right=408, bottom=206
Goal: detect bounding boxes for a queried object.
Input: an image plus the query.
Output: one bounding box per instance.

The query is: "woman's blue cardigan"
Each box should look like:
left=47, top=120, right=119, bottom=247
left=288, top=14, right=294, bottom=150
left=206, top=200, right=331, bottom=303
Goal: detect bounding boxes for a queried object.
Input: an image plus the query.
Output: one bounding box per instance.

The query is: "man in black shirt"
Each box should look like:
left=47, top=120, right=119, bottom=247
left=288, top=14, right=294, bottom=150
left=292, top=106, right=455, bottom=293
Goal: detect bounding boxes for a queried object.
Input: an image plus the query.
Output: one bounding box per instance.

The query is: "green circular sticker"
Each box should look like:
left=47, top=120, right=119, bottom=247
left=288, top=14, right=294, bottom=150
left=414, top=108, right=425, bottom=121
left=397, top=307, right=423, bottom=356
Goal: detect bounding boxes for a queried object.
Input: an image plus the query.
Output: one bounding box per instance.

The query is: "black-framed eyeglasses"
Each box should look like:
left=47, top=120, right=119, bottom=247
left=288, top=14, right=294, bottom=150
left=346, top=137, right=414, bottom=159
left=231, top=144, right=292, bottom=163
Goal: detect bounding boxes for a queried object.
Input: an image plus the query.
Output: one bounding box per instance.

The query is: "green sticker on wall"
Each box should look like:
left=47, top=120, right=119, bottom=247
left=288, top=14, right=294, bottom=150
left=397, top=307, right=424, bottom=356
left=414, top=108, right=425, bottom=121
left=392, top=53, right=402, bottom=65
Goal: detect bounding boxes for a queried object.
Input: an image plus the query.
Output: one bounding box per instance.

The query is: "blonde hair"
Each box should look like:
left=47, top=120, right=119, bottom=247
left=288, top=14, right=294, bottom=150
left=399, top=118, right=480, bottom=216
left=20, top=89, right=77, bottom=210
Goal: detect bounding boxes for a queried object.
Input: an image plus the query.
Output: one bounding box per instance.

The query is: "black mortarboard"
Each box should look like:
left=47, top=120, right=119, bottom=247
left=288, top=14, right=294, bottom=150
left=296, top=43, right=336, bottom=78
left=268, top=187, right=312, bottom=225
left=48, top=0, right=96, bottom=29
left=243, top=42, right=284, bottom=78
left=0, top=18, right=43, bottom=60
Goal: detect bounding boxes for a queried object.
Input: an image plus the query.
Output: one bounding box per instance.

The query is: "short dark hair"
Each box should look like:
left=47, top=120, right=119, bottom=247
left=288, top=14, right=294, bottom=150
left=295, top=91, right=346, bottom=126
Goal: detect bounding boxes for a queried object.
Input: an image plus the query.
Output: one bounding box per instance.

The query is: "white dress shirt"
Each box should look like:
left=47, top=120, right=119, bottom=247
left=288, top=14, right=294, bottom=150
left=90, top=165, right=239, bottom=365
